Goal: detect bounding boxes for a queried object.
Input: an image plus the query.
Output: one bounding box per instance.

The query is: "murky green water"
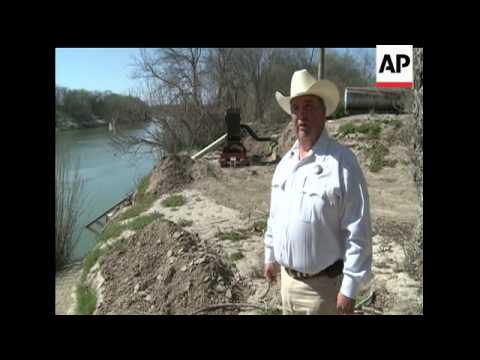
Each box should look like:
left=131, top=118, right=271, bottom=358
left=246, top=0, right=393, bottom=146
left=56, top=124, right=159, bottom=261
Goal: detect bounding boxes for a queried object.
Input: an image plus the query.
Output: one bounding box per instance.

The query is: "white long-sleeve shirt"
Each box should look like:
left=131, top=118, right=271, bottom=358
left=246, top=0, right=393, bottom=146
left=264, top=128, right=372, bottom=299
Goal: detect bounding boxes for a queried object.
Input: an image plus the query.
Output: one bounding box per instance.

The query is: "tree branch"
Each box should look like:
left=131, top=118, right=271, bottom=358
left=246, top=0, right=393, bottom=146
left=190, top=302, right=268, bottom=315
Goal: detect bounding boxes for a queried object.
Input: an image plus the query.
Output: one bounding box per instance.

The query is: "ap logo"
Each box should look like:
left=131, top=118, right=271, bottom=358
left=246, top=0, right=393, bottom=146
left=376, top=45, right=413, bottom=88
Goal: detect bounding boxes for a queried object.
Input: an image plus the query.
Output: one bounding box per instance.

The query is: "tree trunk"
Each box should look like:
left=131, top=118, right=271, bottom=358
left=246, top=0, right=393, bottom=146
left=404, top=48, right=423, bottom=302
left=318, top=48, right=325, bottom=79
left=413, top=47, right=423, bottom=269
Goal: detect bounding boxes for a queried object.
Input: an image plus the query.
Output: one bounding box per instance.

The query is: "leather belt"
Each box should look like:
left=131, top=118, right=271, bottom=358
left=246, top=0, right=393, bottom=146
left=285, top=260, right=343, bottom=280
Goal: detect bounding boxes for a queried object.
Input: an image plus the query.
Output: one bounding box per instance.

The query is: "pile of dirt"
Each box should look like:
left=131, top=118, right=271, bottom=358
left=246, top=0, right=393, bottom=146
left=243, top=137, right=277, bottom=163
left=275, top=121, right=296, bottom=159
left=241, top=121, right=286, bottom=163
left=96, top=219, right=253, bottom=315
left=145, top=155, right=221, bottom=198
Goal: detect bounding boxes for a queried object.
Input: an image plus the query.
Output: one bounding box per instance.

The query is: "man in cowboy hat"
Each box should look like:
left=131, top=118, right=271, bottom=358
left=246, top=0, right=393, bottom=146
left=264, top=69, right=372, bottom=315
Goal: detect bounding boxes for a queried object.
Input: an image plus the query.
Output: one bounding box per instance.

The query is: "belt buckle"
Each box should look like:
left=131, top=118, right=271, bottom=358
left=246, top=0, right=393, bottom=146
left=286, top=268, right=297, bottom=279
left=290, top=268, right=309, bottom=279
left=297, top=271, right=306, bottom=279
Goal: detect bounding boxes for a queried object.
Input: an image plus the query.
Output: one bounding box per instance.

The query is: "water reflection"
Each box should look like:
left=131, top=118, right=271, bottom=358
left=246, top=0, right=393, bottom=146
left=56, top=124, right=158, bottom=261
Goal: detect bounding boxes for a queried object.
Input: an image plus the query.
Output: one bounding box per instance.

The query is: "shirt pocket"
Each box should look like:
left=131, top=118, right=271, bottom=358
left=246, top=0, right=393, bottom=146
left=270, top=179, right=286, bottom=220
left=299, top=177, right=338, bottom=223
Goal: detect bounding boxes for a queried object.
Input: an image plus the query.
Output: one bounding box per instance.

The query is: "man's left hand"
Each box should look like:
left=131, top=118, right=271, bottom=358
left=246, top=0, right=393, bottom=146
left=336, top=293, right=355, bottom=314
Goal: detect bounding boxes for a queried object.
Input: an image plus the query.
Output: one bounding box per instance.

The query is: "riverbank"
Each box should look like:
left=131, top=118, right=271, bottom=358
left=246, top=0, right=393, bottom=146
left=55, top=261, right=83, bottom=314
left=56, top=122, right=108, bottom=131
left=56, top=109, right=110, bottom=131
left=55, top=124, right=158, bottom=263
left=56, top=113, right=423, bottom=315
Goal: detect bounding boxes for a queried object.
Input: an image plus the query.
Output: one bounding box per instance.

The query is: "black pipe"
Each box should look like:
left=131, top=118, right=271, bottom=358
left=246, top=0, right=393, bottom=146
left=240, top=124, right=278, bottom=144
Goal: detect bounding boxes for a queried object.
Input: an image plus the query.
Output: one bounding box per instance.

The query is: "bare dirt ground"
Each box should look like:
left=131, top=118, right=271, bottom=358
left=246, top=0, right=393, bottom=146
left=189, top=115, right=422, bottom=314
left=328, top=114, right=422, bottom=314
left=94, top=220, right=254, bottom=315
left=55, top=261, right=82, bottom=315
left=57, top=113, right=422, bottom=315
left=85, top=186, right=279, bottom=315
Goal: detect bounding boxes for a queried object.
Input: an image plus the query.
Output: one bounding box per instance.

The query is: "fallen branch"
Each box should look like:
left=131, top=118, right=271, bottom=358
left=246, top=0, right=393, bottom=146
left=361, top=306, right=384, bottom=315
left=190, top=303, right=266, bottom=315
left=210, top=219, right=228, bottom=225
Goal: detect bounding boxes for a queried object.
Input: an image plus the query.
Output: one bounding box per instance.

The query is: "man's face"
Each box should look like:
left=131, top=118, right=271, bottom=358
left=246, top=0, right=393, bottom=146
left=291, top=95, right=326, bottom=146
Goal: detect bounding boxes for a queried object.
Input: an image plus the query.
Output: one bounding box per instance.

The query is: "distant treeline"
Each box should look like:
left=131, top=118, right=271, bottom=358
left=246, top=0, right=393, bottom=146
left=55, top=86, right=149, bottom=129
left=115, top=48, right=377, bottom=153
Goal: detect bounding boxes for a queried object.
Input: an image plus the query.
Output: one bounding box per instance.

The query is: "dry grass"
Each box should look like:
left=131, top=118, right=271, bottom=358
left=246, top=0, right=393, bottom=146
left=55, top=145, right=87, bottom=271
left=216, top=230, right=250, bottom=242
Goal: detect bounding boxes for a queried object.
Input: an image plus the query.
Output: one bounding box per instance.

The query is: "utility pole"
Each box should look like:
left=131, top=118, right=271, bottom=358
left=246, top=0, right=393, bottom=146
left=318, top=48, right=325, bottom=79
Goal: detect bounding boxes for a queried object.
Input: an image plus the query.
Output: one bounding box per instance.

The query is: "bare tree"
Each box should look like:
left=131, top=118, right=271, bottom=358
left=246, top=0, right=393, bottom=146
left=358, top=48, right=376, bottom=85
left=109, top=48, right=225, bottom=156
left=109, top=79, right=181, bottom=156
left=110, top=47, right=379, bottom=156
left=220, top=48, right=311, bottom=124
left=234, top=48, right=274, bottom=122
left=205, top=48, right=237, bottom=107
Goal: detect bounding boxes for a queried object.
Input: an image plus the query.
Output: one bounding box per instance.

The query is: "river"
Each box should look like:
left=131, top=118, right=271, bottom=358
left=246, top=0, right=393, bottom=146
left=56, top=124, right=159, bottom=262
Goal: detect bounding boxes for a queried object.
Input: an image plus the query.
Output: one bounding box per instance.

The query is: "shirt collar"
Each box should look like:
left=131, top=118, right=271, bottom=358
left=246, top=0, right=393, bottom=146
left=289, top=127, right=330, bottom=160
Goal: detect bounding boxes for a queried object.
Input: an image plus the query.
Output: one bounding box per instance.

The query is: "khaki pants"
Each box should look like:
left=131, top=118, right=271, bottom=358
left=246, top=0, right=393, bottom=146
left=281, top=266, right=342, bottom=315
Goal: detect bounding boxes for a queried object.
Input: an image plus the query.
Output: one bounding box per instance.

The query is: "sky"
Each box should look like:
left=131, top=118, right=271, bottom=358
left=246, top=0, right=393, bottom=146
left=55, top=48, right=376, bottom=96
left=55, top=48, right=142, bottom=95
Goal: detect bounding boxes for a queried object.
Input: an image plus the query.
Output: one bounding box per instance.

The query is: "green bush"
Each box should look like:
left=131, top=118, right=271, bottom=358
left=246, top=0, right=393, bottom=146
left=75, top=284, right=97, bottom=315
left=98, top=222, right=126, bottom=243
left=161, top=194, right=187, bottom=208
left=136, top=175, right=150, bottom=200
left=99, top=211, right=162, bottom=244
left=357, top=122, right=382, bottom=139
left=338, top=122, right=356, bottom=136
left=80, top=246, right=106, bottom=283
left=338, top=121, right=382, bottom=140
left=127, top=212, right=163, bottom=231
left=332, top=105, right=347, bottom=119
left=369, top=155, right=385, bottom=173
left=365, top=142, right=390, bottom=173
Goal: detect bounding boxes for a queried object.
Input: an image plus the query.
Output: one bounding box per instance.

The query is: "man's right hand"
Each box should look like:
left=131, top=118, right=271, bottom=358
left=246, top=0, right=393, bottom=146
left=264, top=262, right=279, bottom=284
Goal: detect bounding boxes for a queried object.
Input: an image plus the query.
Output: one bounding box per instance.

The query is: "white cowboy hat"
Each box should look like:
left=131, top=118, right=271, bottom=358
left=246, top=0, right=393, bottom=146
left=275, top=69, right=340, bottom=117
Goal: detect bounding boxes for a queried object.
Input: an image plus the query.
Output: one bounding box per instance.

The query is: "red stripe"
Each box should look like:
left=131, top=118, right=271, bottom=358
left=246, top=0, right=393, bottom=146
left=376, top=82, right=413, bottom=88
